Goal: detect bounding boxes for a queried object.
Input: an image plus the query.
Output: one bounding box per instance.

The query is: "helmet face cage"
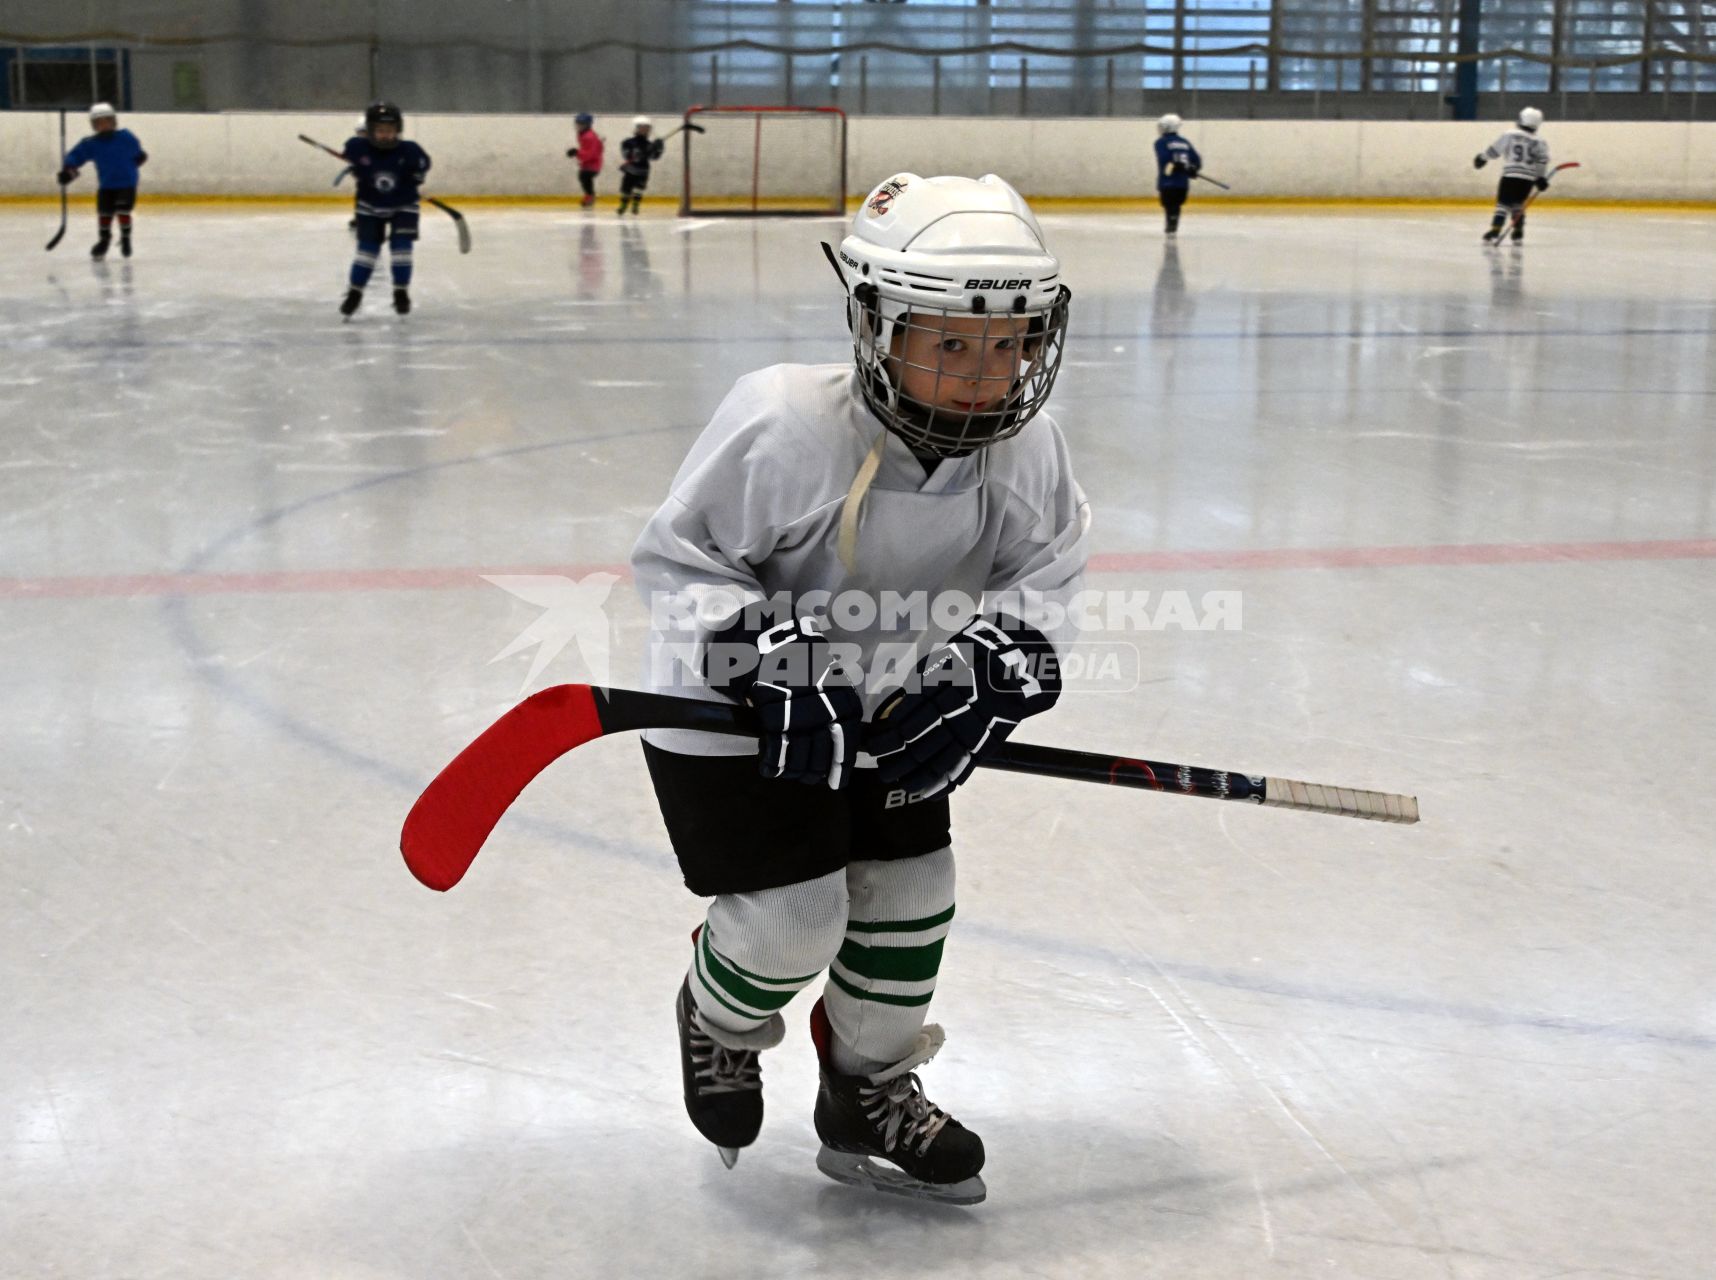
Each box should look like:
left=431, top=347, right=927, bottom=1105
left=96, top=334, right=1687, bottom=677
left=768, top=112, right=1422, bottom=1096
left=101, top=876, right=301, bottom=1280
left=848, top=286, right=1071, bottom=458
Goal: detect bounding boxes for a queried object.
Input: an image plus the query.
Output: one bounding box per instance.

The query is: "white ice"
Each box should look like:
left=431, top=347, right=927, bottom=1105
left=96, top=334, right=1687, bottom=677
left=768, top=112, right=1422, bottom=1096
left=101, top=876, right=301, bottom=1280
left=2, top=205, right=1714, bottom=1279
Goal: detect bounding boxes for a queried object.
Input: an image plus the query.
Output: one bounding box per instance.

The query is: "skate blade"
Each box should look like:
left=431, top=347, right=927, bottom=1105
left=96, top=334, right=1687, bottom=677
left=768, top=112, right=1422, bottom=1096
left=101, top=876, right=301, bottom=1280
left=718, top=1146, right=740, bottom=1170
left=815, top=1145, right=986, bottom=1206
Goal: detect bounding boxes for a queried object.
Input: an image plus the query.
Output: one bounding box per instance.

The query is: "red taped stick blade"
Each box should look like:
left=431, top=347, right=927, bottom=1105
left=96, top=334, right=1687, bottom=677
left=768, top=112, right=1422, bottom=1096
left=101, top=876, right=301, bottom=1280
left=401, top=684, right=603, bottom=891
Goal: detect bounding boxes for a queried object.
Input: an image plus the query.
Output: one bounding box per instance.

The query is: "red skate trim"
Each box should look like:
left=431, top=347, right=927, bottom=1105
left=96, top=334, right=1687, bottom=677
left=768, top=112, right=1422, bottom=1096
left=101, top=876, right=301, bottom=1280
left=809, top=997, right=834, bottom=1067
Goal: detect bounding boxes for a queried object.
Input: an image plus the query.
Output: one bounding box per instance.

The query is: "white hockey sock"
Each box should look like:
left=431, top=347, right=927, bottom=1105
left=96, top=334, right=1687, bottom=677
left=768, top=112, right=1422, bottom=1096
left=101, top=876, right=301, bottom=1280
left=689, top=869, right=848, bottom=1039
left=823, top=849, right=956, bottom=1075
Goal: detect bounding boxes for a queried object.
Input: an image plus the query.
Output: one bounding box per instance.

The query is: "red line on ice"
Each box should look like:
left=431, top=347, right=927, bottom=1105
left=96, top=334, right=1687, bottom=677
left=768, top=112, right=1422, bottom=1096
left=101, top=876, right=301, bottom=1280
left=3, top=538, right=1715, bottom=601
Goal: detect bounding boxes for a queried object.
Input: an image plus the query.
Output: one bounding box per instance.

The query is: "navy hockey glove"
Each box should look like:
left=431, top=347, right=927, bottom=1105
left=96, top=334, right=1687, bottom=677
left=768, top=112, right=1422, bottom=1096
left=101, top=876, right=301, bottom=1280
left=1534, top=176, right=1550, bottom=192
left=706, top=615, right=862, bottom=790
left=1473, top=154, right=1487, bottom=170
left=865, top=616, right=1062, bottom=799
left=1186, top=166, right=1200, bottom=180
left=56, top=168, right=76, bottom=185
left=136, top=150, right=148, bottom=166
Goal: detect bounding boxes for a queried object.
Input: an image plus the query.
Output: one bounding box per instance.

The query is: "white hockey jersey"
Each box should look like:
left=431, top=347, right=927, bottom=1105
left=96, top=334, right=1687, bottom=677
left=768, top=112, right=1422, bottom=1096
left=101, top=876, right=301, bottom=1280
left=631, top=363, right=1091, bottom=756
left=1484, top=130, right=1551, bottom=181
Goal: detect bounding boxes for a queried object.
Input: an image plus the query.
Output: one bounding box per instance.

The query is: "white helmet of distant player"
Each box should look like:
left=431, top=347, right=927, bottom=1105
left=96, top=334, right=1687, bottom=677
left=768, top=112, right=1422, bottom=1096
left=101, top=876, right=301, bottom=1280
left=1157, top=113, right=1182, bottom=135
left=1518, top=106, right=1544, bottom=132
left=832, top=173, right=1070, bottom=458
left=89, top=102, right=116, bottom=123
left=633, top=116, right=653, bottom=132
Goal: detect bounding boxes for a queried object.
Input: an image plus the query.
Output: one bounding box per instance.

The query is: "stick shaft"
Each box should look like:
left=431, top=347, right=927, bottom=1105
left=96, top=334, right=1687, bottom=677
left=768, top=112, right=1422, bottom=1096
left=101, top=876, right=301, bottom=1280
left=597, top=687, right=1417, bottom=822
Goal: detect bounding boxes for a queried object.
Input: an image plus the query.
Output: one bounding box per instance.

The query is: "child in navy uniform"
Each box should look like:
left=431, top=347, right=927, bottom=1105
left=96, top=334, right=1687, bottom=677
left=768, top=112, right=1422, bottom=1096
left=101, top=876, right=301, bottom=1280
left=57, top=103, right=148, bottom=259
left=617, top=117, right=665, bottom=216
left=1153, top=114, right=1201, bottom=236
left=338, top=101, right=432, bottom=318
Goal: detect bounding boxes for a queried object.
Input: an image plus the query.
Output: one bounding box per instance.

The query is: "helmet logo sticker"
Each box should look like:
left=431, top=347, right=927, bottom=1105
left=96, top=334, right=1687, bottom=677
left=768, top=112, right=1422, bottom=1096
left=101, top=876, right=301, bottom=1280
left=867, top=178, right=908, bottom=217
left=965, top=278, right=1032, bottom=290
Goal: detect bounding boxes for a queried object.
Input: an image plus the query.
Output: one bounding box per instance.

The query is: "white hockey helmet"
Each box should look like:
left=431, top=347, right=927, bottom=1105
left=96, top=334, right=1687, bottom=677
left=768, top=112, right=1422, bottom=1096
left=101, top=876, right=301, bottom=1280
left=831, top=173, right=1069, bottom=458
left=632, top=115, right=653, bottom=131
left=89, top=102, right=117, bottom=123
left=1157, top=113, right=1182, bottom=135
left=1518, top=106, right=1544, bottom=131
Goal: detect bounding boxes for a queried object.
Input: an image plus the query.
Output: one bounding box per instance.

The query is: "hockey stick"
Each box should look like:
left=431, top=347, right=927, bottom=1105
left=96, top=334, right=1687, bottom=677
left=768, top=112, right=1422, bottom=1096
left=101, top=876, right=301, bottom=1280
left=1194, top=173, right=1231, bottom=191
left=46, top=110, right=68, bottom=251
left=427, top=197, right=472, bottom=254
left=657, top=121, right=708, bottom=144
left=1497, top=161, right=1580, bottom=243
left=298, top=133, right=344, bottom=161
left=298, top=135, right=470, bottom=253
left=401, top=684, right=1419, bottom=892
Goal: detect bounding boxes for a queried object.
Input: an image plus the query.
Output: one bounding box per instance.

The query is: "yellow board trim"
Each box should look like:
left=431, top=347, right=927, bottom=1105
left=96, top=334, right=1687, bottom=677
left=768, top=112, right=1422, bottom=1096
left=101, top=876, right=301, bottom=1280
left=2, top=193, right=1713, bottom=212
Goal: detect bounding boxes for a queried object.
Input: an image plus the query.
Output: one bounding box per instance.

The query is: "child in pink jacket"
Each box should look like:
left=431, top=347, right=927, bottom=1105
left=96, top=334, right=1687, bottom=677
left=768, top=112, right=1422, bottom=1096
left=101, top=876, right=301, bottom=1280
left=569, top=113, right=605, bottom=208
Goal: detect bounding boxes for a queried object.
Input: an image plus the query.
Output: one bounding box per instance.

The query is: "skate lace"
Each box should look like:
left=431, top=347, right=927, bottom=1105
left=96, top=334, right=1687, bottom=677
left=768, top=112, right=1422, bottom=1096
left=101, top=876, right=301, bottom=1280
left=859, top=1072, right=950, bottom=1157
left=689, top=1027, right=763, bottom=1097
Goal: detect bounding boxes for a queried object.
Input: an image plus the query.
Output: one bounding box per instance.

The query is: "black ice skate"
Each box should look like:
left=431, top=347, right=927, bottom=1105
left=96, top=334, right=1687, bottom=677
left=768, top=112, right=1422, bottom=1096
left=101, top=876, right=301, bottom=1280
left=676, top=977, right=782, bottom=1169
left=120, top=232, right=132, bottom=259
left=340, top=287, right=364, bottom=319
left=1482, top=227, right=1502, bottom=245
left=809, top=998, right=986, bottom=1206
left=393, top=287, right=411, bottom=316
left=91, top=233, right=111, bottom=260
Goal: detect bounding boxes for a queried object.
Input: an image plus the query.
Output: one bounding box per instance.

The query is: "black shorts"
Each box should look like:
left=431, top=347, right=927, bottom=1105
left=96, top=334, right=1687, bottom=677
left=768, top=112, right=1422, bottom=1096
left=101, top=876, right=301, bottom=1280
left=354, top=209, right=421, bottom=243
left=621, top=171, right=649, bottom=196
left=97, top=187, right=137, bottom=215
left=1496, top=176, right=1535, bottom=208
left=1158, top=187, right=1188, bottom=210
left=643, top=742, right=953, bottom=897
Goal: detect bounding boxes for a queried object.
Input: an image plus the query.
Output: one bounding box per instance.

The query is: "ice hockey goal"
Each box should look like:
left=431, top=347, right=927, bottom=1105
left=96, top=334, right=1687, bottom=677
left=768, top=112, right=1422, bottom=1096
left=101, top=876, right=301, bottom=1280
left=679, top=106, right=848, bottom=217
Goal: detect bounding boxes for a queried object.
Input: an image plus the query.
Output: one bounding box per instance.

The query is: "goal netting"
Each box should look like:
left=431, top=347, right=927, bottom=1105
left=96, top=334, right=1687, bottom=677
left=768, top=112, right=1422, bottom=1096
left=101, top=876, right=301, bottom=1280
left=679, top=106, right=848, bottom=217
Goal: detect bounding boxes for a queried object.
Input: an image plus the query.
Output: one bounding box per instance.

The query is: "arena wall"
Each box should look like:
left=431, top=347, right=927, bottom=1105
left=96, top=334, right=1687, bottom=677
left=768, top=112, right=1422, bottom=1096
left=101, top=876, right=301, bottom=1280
left=2, top=110, right=1713, bottom=203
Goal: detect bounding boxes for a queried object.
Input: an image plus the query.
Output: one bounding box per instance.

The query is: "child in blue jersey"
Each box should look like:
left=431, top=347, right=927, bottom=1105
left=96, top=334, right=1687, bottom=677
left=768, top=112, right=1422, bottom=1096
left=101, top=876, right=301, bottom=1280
left=1153, top=113, right=1201, bottom=236
left=338, top=101, right=432, bottom=319
left=57, top=103, right=148, bottom=259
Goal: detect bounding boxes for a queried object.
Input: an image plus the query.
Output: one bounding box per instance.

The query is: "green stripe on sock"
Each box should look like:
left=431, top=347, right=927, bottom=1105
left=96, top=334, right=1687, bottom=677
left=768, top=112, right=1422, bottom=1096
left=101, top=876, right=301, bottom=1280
left=694, top=966, right=762, bottom=1024
left=834, top=936, right=946, bottom=984
left=700, top=934, right=802, bottom=1013
left=844, top=905, right=955, bottom=935
left=714, top=947, right=819, bottom=988
left=828, top=968, right=935, bottom=1008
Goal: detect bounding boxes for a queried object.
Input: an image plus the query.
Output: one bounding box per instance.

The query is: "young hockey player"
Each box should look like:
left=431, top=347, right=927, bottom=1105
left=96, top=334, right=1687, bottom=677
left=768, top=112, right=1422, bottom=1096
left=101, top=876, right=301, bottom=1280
left=338, top=101, right=431, bottom=318
left=616, top=117, right=664, bottom=216
left=1153, top=113, right=1201, bottom=236
left=631, top=173, right=1086, bottom=1205
left=567, top=113, right=604, bottom=209
left=1475, top=107, right=1551, bottom=245
left=57, top=103, right=147, bottom=259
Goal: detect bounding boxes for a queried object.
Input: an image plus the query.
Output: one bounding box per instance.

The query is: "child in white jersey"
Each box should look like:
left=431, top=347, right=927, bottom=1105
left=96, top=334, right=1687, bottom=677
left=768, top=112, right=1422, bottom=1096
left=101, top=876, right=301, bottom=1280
left=1474, top=106, right=1553, bottom=244
left=630, top=174, right=1089, bottom=1204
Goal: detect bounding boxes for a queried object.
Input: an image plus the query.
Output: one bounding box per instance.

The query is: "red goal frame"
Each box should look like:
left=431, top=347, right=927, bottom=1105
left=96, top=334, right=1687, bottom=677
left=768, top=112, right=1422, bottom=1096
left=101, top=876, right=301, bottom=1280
left=678, top=105, right=849, bottom=217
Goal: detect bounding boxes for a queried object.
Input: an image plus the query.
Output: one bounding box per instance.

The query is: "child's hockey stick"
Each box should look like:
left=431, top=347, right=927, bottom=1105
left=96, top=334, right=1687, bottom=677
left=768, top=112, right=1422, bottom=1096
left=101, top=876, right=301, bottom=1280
left=298, top=133, right=344, bottom=161
left=426, top=197, right=472, bottom=254
left=298, top=135, right=470, bottom=253
left=401, top=684, right=1419, bottom=892
left=46, top=110, right=68, bottom=251
left=1194, top=173, right=1231, bottom=191
left=1499, top=161, right=1580, bottom=241
left=657, top=121, right=708, bottom=144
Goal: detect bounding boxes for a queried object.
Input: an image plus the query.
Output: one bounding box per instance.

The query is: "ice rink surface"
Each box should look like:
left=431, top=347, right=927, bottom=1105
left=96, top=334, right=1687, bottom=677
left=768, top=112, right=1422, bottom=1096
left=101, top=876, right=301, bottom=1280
left=3, top=203, right=1714, bottom=1279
